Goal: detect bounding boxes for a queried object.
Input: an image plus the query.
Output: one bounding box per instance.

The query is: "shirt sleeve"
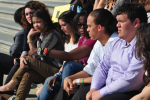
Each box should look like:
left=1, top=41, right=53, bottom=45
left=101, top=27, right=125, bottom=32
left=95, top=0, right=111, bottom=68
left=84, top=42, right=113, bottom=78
left=84, top=38, right=97, bottom=48
left=90, top=40, right=113, bottom=90
left=9, top=30, right=26, bottom=58
left=84, top=41, right=101, bottom=76
left=99, top=54, right=144, bottom=97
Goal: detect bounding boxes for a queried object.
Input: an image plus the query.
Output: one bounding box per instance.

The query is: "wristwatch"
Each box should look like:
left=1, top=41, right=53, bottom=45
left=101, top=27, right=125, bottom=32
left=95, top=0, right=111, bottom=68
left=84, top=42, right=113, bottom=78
left=37, top=48, right=42, bottom=55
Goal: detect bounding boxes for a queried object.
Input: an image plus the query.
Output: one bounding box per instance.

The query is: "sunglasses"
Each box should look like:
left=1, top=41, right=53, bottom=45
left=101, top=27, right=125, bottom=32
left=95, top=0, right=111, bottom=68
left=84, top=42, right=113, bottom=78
left=77, top=23, right=87, bottom=28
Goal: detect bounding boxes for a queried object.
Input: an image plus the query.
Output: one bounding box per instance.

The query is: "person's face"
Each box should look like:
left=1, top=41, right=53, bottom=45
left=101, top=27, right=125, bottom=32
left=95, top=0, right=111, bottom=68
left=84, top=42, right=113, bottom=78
left=32, top=17, right=45, bottom=33
left=25, top=8, right=34, bottom=24
left=116, top=14, right=137, bottom=43
left=59, top=19, right=73, bottom=35
left=77, top=16, right=88, bottom=36
left=87, top=15, right=99, bottom=40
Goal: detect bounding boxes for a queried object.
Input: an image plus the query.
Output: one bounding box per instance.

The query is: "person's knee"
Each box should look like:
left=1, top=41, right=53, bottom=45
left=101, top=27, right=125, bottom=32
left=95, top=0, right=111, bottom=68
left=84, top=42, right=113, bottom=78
left=63, top=61, right=75, bottom=70
left=45, top=76, right=54, bottom=84
left=36, top=85, right=43, bottom=97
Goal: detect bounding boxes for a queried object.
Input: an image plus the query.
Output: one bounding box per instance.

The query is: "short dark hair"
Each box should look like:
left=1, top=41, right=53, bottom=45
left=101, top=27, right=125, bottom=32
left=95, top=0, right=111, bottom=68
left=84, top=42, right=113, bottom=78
left=14, top=7, right=24, bottom=26
left=116, top=2, right=147, bottom=23
left=90, top=8, right=117, bottom=36
left=32, top=9, right=55, bottom=32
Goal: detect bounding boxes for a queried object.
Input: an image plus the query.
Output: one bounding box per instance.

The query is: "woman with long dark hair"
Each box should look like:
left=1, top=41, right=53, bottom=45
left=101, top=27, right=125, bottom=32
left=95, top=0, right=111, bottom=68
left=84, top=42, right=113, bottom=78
left=131, top=23, right=150, bottom=100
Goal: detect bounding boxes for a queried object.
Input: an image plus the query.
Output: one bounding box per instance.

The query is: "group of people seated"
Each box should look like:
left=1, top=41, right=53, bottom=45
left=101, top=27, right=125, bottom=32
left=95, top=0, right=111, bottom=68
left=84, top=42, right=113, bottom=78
left=0, top=0, right=150, bottom=100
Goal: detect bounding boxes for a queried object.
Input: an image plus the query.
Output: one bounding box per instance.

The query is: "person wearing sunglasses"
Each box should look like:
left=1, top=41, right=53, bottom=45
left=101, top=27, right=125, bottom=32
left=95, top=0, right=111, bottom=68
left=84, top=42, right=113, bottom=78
left=57, top=8, right=118, bottom=100
left=37, top=10, right=97, bottom=100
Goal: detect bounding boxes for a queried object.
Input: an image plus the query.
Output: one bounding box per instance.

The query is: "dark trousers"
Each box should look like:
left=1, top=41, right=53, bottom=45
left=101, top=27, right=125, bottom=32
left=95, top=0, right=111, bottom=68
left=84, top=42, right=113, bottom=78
left=57, top=83, right=140, bottom=100
left=0, top=53, right=14, bottom=85
left=101, top=91, right=140, bottom=100
left=56, top=83, right=91, bottom=100
left=5, top=65, right=19, bottom=84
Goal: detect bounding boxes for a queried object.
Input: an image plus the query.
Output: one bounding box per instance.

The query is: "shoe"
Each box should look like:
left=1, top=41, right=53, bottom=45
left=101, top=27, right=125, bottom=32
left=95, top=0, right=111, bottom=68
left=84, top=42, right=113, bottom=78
left=0, top=90, right=14, bottom=95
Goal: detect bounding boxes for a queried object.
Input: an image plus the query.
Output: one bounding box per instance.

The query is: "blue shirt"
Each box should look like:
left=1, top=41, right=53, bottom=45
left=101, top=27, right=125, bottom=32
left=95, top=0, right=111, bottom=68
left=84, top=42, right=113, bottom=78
left=91, top=37, right=144, bottom=97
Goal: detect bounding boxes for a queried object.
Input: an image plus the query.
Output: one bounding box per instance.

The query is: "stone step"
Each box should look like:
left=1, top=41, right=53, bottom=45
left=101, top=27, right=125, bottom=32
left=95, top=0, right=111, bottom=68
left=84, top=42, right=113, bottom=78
left=0, top=18, right=21, bottom=36
left=0, top=0, right=70, bottom=15
left=0, top=0, right=70, bottom=55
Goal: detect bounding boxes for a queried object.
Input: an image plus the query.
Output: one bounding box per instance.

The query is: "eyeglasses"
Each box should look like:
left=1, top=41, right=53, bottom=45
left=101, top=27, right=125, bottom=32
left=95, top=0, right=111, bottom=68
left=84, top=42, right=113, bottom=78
left=25, top=11, right=34, bottom=16
left=77, top=23, right=87, bottom=28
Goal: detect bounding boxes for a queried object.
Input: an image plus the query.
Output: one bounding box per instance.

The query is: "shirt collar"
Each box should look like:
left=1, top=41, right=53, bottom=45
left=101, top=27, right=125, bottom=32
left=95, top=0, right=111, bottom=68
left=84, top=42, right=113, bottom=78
left=122, top=37, right=136, bottom=48
left=108, top=32, right=118, bottom=42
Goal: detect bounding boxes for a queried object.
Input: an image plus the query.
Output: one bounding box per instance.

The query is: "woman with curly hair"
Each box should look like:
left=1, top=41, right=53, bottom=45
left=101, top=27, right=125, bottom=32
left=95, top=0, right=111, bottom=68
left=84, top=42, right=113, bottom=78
left=0, top=8, right=64, bottom=100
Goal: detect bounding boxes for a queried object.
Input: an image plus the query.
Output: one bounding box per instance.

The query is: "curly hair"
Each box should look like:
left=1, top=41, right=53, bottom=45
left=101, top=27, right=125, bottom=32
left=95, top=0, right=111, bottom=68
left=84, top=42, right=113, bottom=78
left=21, top=1, right=48, bottom=30
left=135, top=23, right=150, bottom=85
left=116, top=2, right=147, bottom=24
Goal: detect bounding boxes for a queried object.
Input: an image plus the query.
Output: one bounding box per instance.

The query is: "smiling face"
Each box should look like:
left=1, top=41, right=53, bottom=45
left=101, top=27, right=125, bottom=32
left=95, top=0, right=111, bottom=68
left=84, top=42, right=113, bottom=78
left=87, top=15, right=99, bottom=40
left=116, top=14, right=137, bottom=43
left=59, top=19, right=73, bottom=35
left=77, top=16, right=88, bottom=36
left=32, top=17, right=45, bottom=33
left=25, top=8, right=34, bottom=24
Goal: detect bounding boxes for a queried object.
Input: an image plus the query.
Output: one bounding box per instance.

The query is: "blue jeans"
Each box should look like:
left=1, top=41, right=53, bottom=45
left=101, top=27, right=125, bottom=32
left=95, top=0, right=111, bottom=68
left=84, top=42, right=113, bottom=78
left=61, top=61, right=85, bottom=86
left=38, top=76, right=61, bottom=100
left=38, top=61, right=84, bottom=100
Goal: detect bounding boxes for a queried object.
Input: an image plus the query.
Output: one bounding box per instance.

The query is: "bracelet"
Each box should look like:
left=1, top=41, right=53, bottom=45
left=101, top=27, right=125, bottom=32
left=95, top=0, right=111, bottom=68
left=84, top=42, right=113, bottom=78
left=54, top=74, right=59, bottom=77
left=76, top=78, right=80, bottom=85
left=54, top=71, right=62, bottom=78
left=82, top=78, right=84, bottom=84
left=43, top=48, right=49, bottom=56
left=37, top=48, right=42, bottom=55
left=27, top=41, right=32, bottom=43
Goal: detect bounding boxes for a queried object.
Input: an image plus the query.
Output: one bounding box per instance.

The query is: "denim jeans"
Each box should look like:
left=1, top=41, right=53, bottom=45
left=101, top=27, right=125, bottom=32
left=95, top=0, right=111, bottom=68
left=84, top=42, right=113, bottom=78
left=61, top=61, right=85, bottom=86
left=38, top=76, right=61, bottom=100
left=38, top=61, right=85, bottom=100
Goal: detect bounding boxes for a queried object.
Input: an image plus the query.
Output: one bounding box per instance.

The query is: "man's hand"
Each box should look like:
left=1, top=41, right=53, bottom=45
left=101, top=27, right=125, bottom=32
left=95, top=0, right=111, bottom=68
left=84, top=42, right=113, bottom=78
left=91, top=90, right=102, bottom=100
left=48, top=76, right=59, bottom=91
left=86, top=89, right=97, bottom=100
left=63, top=76, right=78, bottom=96
left=20, top=57, right=28, bottom=69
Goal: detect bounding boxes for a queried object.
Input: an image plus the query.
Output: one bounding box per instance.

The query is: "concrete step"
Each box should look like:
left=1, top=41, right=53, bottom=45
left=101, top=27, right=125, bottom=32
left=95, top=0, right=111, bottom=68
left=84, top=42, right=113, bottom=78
left=0, top=18, right=21, bottom=35
left=0, top=0, right=70, bottom=15
left=0, top=0, right=70, bottom=55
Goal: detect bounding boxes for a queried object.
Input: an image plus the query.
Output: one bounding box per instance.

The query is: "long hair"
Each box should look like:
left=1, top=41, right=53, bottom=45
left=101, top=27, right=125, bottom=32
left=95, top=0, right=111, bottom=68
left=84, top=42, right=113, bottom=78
left=58, top=10, right=80, bottom=44
left=21, top=1, right=48, bottom=30
left=32, top=9, right=55, bottom=33
left=135, top=23, right=150, bottom=85
left=73, top=10, right=88, bottom=35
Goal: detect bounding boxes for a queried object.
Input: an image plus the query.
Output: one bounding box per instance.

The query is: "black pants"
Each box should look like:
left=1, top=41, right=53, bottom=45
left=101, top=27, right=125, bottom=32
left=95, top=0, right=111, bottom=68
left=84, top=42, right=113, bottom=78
left=57, top=83, right=140, bottom=100
left=4, top=65, right=19, bottom=84
left=56, top=83, right=91, bottom=100
left=0, top=53, right=14, bottom=85
left=101, top=91, right=140, bottom=100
